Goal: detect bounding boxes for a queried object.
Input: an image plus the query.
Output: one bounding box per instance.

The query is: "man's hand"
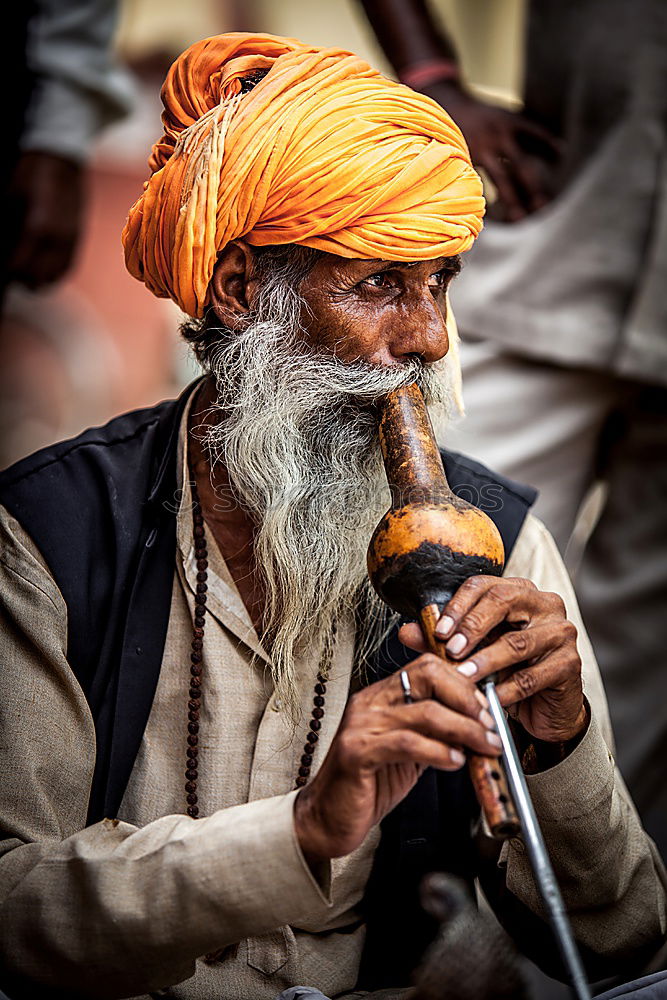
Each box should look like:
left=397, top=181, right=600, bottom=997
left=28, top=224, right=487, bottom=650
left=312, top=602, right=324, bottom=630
left=294, top=655, right=501, bottom=866
left=424, top=83, right=561, bottom=222
left=7, top=152, right=85, bottom=290
left=400, top=576, right=587, bottom=745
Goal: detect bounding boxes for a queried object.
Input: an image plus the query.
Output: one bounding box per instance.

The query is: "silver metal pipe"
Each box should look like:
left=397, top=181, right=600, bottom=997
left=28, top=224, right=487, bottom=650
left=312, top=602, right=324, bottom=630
left=483, top=680, right=592, bottom=1000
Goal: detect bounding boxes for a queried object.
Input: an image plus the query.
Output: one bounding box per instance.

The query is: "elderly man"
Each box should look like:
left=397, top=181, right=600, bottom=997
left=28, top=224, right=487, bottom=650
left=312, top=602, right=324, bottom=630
left=0, top=32, right=664, bottom=1000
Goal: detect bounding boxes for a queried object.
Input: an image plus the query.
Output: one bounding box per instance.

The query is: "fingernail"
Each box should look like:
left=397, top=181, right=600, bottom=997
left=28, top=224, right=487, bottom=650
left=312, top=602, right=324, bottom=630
left=479, top=709, right=495, bottom=729
left=450, top=749, right=465, bottom=766
left=457, top=660, right=477, bottom=677
left=474, top=689, right=488, bottom=710
left=435, top=615, right=455, bottom=638
left=486, top=731, right=502, bottom=749
left=446, top=633, right=467, bottom=656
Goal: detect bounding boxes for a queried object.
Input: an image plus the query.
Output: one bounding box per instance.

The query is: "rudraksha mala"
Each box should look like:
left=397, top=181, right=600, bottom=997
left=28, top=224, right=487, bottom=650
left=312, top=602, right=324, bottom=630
left=295, top=622, right=336, bottom=790
left=185, top=479, right=334, bottom=816
left=185, top=478, right=208, bottom=818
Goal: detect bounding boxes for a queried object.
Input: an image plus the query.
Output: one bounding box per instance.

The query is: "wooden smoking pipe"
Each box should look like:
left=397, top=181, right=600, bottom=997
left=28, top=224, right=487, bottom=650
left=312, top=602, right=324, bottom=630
left=367, top=382, right=520, bottom=838
left=366, top=384, right=592, bottom=999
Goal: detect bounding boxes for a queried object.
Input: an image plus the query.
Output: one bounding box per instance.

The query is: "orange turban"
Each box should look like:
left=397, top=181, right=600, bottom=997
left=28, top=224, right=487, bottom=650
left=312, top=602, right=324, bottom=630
left=122, top=32, right=485, bottom=317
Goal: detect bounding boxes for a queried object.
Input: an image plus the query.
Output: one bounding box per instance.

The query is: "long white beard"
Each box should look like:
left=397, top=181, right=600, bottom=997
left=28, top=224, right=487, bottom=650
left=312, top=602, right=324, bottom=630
left=199, top=277, right=454, bottom=721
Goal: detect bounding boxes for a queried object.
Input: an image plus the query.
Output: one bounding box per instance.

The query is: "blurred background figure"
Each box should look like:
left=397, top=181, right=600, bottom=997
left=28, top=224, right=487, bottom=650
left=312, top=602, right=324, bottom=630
left=360, top=0, right=667, bottom=862
left=0, top=0, right=245, bottom=467
left=1, top=0, right=133, bottom=463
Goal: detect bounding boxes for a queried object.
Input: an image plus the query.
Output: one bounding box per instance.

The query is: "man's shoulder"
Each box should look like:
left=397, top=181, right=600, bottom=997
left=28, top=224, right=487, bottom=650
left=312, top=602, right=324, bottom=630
left=0, top=385, right=196, bottom=590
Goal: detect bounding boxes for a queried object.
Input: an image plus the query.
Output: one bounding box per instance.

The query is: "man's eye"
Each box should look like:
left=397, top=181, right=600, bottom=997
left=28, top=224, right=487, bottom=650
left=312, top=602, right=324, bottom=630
left=428, top=269, right=449, bottom=290
left=364, top=272, right=392, bottom=288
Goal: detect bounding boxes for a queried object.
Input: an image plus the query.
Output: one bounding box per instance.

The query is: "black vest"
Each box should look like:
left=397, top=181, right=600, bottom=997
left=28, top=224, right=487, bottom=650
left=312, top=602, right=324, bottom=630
left=0, top=381, right=536, bottom=989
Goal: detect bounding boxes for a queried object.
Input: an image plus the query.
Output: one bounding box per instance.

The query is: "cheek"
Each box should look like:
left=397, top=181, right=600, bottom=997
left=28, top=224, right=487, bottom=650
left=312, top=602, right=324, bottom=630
left=306, top=298, right=388, bottom=362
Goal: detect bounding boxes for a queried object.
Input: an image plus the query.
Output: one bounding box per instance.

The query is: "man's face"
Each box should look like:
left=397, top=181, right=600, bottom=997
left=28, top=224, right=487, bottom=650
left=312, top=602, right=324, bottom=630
left=296, top=253, right=458, bottom=369
left=201, top=244, right=458, bottom=719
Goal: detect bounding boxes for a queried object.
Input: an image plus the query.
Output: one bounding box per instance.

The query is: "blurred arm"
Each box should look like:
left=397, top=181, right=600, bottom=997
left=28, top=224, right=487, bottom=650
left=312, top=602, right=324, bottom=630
left=21, top=0, right=134, bottom=163
left=358, top=0, right=459, bottom=76
left=358, top=0, right=561, bottom=221
left=7, top=0, right=135, bottom=290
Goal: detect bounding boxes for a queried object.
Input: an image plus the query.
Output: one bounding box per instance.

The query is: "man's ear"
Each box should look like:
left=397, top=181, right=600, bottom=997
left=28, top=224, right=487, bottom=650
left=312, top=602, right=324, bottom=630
left=207, top=241, right=256, bottom=328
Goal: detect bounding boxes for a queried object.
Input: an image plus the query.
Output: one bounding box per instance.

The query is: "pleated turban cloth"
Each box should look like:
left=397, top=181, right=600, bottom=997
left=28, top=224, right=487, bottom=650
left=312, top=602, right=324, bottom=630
left=122, top=32, right=485, bottom=317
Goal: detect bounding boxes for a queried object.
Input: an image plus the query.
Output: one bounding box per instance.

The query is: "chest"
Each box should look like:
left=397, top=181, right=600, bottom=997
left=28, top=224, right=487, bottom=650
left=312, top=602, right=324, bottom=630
left=118, top=554, right=357, bottom=819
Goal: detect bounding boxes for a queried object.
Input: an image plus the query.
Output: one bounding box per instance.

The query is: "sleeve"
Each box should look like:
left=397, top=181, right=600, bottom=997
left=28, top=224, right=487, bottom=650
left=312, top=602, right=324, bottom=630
left=20, top=0, right=135, bottom=162
left=0, top=506, right=331, bottom=999
left=496, top=514, right=667, bottom=970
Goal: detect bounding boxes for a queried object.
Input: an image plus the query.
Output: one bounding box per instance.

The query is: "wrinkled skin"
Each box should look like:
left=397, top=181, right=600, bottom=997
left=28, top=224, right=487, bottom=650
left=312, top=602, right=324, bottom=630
left=204, top=241, right=586, bottom=866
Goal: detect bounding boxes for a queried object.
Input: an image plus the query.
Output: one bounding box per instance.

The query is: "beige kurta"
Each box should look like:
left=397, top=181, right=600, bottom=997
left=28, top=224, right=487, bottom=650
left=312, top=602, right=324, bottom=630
left=0, top=403, right=665, bottom=999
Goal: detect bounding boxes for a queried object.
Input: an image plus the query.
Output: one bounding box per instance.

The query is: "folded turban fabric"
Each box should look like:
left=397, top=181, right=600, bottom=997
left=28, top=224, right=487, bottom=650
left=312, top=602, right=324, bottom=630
left=122, top=32, right=485, bottom=317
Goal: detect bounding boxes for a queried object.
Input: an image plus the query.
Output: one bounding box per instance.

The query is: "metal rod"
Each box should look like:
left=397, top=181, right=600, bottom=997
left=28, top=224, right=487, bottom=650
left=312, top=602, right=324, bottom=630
left=484, top=681, right=592, bottom=1000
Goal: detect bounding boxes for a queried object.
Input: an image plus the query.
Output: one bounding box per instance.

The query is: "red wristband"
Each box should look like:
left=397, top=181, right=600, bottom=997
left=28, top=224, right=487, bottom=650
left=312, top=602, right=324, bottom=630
left=398, top=58, right=460, bottom=91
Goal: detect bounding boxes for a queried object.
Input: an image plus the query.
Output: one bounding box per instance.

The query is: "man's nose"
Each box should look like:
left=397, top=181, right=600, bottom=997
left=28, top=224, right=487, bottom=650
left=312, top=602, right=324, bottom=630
left=392, top=292, right=450, bottom=364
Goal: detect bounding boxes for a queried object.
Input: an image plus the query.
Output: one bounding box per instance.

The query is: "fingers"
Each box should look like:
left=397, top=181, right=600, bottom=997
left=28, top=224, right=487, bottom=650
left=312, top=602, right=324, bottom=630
left=345, top=654, right=503, bottom=767
left=477, top=116, right=561, bottom=220
left=408, top=653, right=486, bottom=720
left=451, top=621, right=570, bottom=682
left=477, top=152, right=528, bottom=221
left=398, top=621, right=427, bottom=653
left=435, top=577, right=565, bottom=660
left=497, top=136, right=551, bottom=215
left=357, top=650, right=484, bottom=720
left=364, top=730, right=470, bottom=772
left=390, top=700, right=502, bottom=757
left=515, top=116, right=563, bottom=160
left=493, top=631, right=582, bottom=709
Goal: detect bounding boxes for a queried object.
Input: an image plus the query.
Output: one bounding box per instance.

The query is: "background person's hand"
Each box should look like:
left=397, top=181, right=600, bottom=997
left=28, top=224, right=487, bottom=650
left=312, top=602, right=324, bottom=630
left=294, top=652, right=501, bottom=865
left=7, top=151, right=85, bottom=290
left=424, top=83, right=562, bottom=222
left=399, top=576, right=587, bottom=744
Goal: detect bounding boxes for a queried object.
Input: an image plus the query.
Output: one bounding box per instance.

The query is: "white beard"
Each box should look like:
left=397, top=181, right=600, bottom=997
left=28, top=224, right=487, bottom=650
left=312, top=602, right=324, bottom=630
left=199, top=273, right=454, bottom=721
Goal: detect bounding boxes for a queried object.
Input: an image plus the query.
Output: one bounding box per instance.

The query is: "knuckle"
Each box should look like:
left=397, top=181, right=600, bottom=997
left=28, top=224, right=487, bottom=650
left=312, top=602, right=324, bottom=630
left=560, top=620, right=578, bottom=645
left=485, top=589, right=512, bottom=613
left=505, top=576, right=536, bottom=591
left=460, top=609, right=485, bottom=633
left=418, top=700, right=441, bottom=728
left=565, top=646, right=582, bottom=675
left=490, top=582, right=514, bottom=602
left=345, top=691, right=366, bottom=719
left=463, top=575, right=489, bottom=594
left=506, top=629, right=530, bottom=656
left=395, top=730, right=416, bottom=755
left=335, top=730, right=359, bottom=766
left=513, top=669, right=537, bottom=698
left=418, top=654, right=442, bottom=681
left=544, top=591, right=566, bottom=616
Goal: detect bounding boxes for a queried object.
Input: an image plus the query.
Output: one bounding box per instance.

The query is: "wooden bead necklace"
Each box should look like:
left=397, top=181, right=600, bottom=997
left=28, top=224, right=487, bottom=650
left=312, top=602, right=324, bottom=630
left=185, top=479, right=333, bottom=816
